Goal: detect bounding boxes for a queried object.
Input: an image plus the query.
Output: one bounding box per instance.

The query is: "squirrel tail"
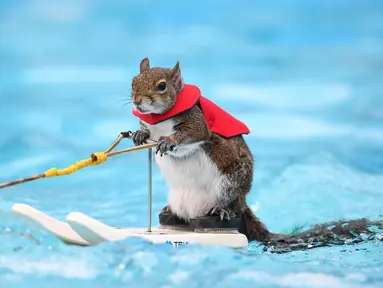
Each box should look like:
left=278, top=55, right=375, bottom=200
left=239, top=202, right=271, bottom=243
left=238, top=201, right=383, bottom=252
left=266, top=218, right=383, bottom=253
left=294, top=218, right=383, bottom=241
left=240, top=211, right=383, bottom=253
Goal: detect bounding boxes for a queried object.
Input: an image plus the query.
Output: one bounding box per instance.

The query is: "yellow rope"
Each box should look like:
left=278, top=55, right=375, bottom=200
left=43, top=152, right=107, bottom=178
left=0, top=131, right=157, bottom=189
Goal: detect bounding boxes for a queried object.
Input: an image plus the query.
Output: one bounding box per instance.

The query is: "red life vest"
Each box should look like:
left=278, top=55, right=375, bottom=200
left=132, top=84, right=250, bottom=138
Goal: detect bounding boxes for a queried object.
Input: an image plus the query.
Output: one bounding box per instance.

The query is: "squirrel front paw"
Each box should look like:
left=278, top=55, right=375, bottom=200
left=131, top=129, right=150, bottom=146
left=156, top=136, right=177, bottom=157
left=206, top=207, right=236, bottom=221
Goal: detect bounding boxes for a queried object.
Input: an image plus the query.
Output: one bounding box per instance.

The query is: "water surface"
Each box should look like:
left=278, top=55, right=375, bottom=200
left=1, top=1, right=383, bottom=287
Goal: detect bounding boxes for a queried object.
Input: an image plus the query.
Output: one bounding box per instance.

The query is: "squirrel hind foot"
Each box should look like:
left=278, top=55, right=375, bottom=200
left=159, top=206, right=189, bottom=226
left=206, top=207, right=237, bottom=221
left=160, top=205, right=172, bottom=214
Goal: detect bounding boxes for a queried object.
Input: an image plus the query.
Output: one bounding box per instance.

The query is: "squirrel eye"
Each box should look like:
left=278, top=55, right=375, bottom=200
left=156, top=81, right=167, bottom=92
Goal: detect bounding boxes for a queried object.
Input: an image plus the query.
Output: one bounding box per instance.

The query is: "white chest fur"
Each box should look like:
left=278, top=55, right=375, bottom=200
left=145, top=119, right=174, bottom=142
left=143, top=119, right=224, bottom=219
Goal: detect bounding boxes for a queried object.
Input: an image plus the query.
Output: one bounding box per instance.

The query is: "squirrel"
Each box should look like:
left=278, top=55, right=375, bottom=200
left=129, top=57, right=268, bottom=242
left=127, top=57, right=383, bottom=252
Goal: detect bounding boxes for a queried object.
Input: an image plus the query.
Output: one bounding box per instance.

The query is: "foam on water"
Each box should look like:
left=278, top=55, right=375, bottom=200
left=1, top=0, right=383, bottom=287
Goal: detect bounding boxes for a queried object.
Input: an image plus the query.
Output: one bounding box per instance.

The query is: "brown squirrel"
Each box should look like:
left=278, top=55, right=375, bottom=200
left=127, top=57, right=382, bottom=252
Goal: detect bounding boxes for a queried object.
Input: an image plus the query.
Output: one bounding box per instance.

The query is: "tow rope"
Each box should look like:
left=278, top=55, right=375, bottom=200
left=0, top=131, right=156, bottom=189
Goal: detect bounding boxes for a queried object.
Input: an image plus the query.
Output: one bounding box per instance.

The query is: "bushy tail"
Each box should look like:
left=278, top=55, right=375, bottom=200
left=294, top=218, right=383, bottom=242
left=265, top=218, right=383, bottom=253
left=238, top=201, right=383, bottom=253
left=239, top=203, right=271, bottom=243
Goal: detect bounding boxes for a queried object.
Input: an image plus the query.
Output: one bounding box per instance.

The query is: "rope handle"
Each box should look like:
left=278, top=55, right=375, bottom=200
left=43, top=152, right=108, bottom=178
left=0, top=131, right=157, bottom=189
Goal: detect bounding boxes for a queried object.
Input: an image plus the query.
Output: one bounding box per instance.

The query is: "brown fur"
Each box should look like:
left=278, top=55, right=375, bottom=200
left=266, top=218, right=383, bottom=253
left=130, top=57, right=269, bottom=240
left=128, top=58, right=383, bottom=251
left=131, top=58, right=183, bottom=115
left=168, top=105, right=270, bottom=241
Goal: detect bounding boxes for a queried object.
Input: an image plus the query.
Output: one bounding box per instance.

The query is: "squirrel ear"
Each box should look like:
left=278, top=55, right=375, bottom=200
left=171, top=61, right=181, bottom=80
left=140, top=58, right=150, bottom=73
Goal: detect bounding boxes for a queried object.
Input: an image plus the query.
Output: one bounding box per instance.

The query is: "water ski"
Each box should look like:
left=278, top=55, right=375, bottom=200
left=12, top=203, right=89, bottom=246
left=67, top=211, right=247, bottom=248
left=11, top=203, right=248, bottom=248
left=9, top=147, right=248, bottom=249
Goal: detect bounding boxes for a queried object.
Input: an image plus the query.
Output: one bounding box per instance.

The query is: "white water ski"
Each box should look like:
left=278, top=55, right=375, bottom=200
left=66, top=212, right=248, bottom=248
left=11, top=203, right=248, bottom=248
left=12, top=203, right=89, bottom=246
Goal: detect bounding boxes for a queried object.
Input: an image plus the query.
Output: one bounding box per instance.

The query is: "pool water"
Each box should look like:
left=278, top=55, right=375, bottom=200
left=1, top=0, right=383, bottom=287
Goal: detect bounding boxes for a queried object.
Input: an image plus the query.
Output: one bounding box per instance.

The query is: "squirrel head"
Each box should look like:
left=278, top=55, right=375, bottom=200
left=131, top=57, right=184, bottom=114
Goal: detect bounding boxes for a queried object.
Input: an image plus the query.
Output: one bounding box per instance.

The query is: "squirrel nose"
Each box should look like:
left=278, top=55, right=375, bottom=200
left=133, top=99, right=142, bottom=106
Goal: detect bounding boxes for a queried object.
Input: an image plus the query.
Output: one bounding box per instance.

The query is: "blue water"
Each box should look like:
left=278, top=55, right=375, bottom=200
left=1, top=0, right=383, bottom=287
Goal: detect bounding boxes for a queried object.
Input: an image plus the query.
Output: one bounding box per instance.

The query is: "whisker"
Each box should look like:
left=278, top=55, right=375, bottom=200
left=121, top=102, right=132, bottom=107
left=117, top=97, right=132, bottom=101
left=115, top=99, right=132, bottom=105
